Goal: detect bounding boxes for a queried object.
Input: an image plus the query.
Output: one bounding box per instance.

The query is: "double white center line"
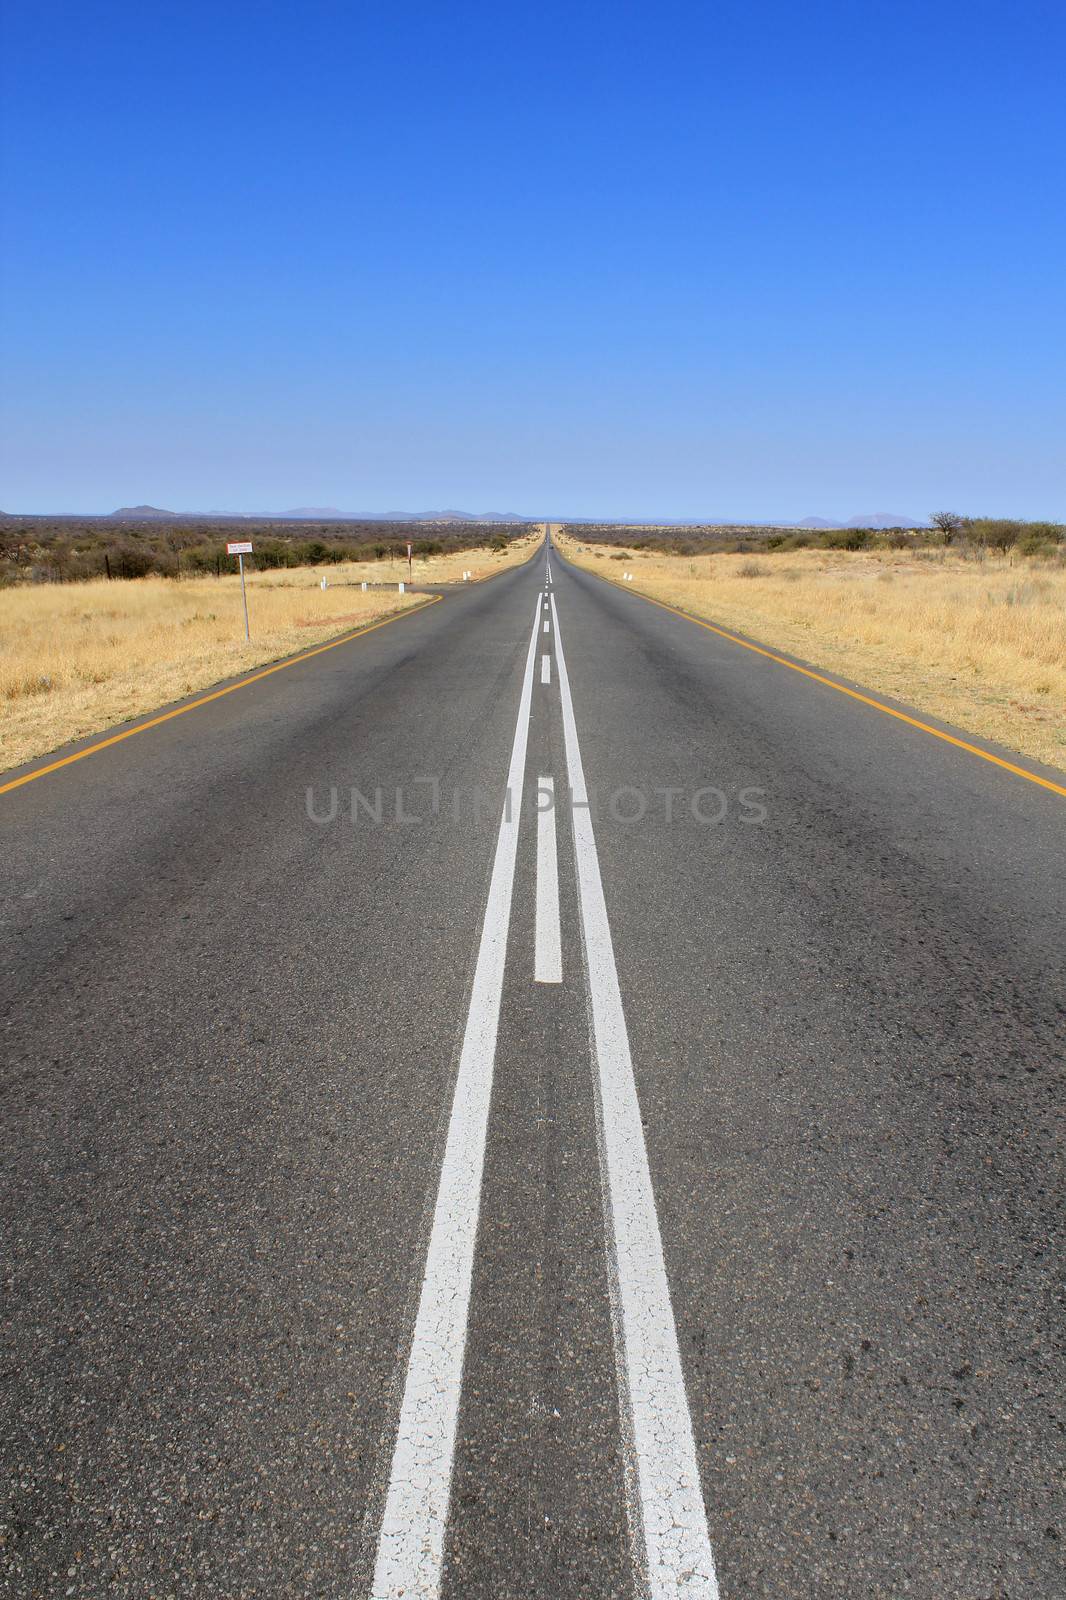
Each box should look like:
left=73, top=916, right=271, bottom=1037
left=551, top=591, right=719, bottom=1598
left=371, top=583, right=719, bottom=1599
left=370, top=598, right=541, bottom=1599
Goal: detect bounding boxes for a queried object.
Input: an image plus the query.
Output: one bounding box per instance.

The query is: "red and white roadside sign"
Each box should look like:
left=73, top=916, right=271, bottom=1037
left=226, top=540, right=253, bottom=555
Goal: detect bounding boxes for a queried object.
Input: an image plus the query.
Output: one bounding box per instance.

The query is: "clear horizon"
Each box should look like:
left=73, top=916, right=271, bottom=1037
left=2, top=0, right=1063, bottom=521
left=1, top=502, right=947, bottom=526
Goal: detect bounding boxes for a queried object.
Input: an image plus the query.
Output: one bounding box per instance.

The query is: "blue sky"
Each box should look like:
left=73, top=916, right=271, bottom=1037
left=1, top=0, right=1063, bottom=519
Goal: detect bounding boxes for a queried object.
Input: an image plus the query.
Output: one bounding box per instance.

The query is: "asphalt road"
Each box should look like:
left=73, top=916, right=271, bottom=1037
left=2, top=536, right=1063, bottom=1599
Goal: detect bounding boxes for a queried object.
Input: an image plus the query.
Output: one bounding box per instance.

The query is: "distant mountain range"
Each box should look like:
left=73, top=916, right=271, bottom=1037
left=558, top=513, right=930, bottom=529
left=108, top=505, right=182, bottom=519
left=280, top=507, right=530, bottom=522
left=38, top=505, right=926, bottom=529
left=105, top=505, right=529, bottom=523
left=793, top=513, right=927, bottom=530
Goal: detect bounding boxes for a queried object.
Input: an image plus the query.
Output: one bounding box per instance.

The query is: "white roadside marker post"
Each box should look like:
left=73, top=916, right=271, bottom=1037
left=226, top=540, right=253, bottom=640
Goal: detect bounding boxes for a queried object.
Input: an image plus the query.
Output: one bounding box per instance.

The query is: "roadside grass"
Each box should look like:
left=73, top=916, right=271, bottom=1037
left=553, top=532, right=1066, bottom=772
left=254, top=529, right=541, bottom=590
left=0, top=535, right=539, bottom=773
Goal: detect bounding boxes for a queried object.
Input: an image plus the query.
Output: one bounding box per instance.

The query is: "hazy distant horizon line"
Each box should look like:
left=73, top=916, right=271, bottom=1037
left=0, top=503, right=949, bottom=528
left=5, top=501, right=1063, bottom=524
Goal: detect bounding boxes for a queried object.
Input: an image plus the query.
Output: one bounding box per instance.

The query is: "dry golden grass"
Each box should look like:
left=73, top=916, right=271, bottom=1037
left=554, top=532, right=1066, bottom=771
left=337, top=529, right=541, bottom=587
left=0, top=533, right=539, bottom=772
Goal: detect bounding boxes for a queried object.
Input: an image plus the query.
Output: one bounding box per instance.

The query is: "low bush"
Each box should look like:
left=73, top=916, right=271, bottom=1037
left=821, top=528, right=873, bottom=551
left=0, top=517, right=535, bottom=585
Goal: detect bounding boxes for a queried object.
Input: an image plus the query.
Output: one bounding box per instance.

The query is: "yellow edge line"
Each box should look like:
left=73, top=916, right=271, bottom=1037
left=567, top=558, right=1066, bottom=800
left=0, top=594, right=443, bottom=798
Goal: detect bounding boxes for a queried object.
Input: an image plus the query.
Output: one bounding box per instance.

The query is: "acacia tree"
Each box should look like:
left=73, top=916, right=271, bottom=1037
left=970, top=519, right=1023, bottom=555
left=164, top=528, right=198, bottom=577
left=930, top=511, right=964, bottom=542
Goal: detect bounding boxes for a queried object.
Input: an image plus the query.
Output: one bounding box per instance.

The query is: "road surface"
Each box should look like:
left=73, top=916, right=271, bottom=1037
left=2, top=535, right=1063, bottom=1598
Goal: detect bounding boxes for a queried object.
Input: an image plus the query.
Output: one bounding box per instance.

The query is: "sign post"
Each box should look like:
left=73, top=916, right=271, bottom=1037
left=226, top=541, right=253, bottom=639
left=406, top=540, right=413, bottom=586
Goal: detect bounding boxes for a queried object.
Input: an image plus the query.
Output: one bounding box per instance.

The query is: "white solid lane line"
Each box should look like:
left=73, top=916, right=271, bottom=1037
left=541, top=654, right=551, bottom=684
left=535, top=776, right=563, bottom=984
left=550, top=593, right=720, bottom=1600
left=370, top=598, right=542, bottom=1600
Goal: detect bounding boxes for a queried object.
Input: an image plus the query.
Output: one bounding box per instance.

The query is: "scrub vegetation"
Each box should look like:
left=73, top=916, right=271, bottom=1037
left=0, top=532, right=539, bottom=773
left=554, top=525, right=1066, bottom=771
left=0, top=514, right=534, bottom=586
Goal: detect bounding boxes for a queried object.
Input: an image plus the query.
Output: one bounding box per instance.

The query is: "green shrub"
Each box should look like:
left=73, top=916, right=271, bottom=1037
left=1022, top=523, right=1064, bottom=548
left=821, top=528, right=873, bottom=551
left=110, top=542, right=155, bottom=579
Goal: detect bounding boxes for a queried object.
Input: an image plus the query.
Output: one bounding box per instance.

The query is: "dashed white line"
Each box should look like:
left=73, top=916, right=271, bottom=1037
left=534, top=776, right=562, bottom=984
left=541, top=654, right=551, bottom=685
left=550, top=592, right=721, bottom=1600
left=543, top=619, right=550, bottom=634
left=370, top=597, right=542, bottom=1600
